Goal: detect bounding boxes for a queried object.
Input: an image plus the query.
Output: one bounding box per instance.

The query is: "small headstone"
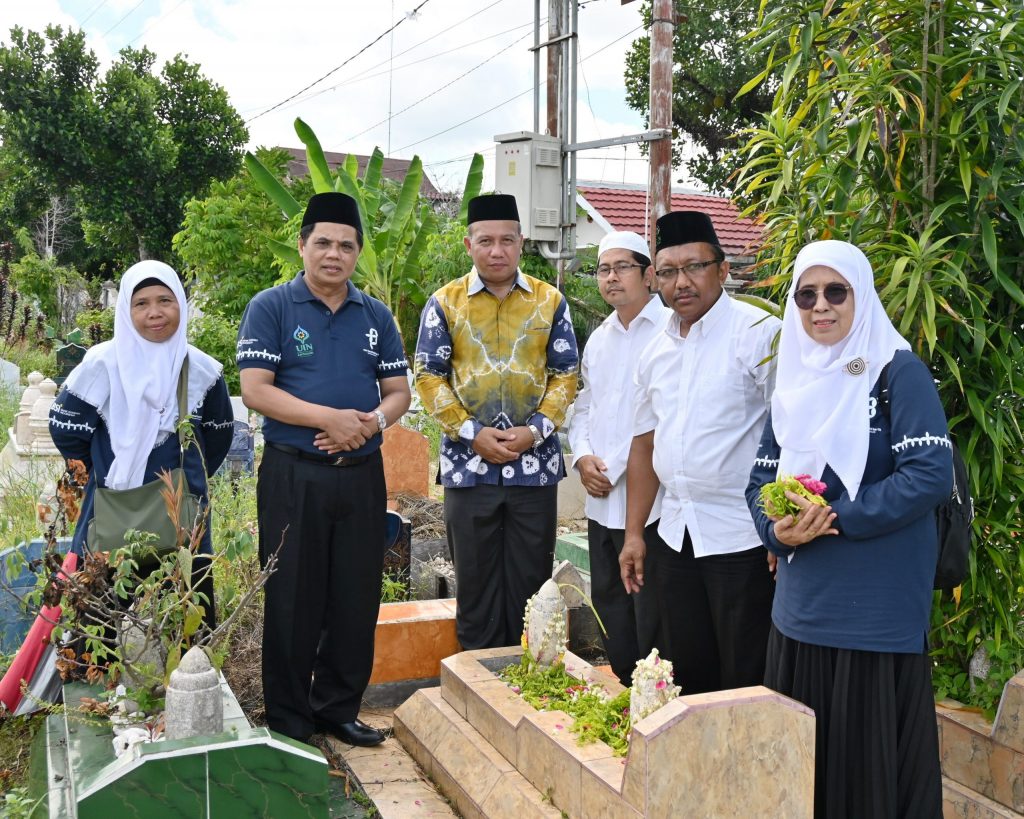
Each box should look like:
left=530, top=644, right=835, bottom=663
left=0, top=357, right=19, bottom=391
left=119, top=617, right=166, bottom=693
left=552, top=559, right=585, bottom=608
left=28, top=379, right=59, bottom=453
left=15, top=371, right=43, bottom=445
left=381, top=424, right=430, bottom=497
left=54, top=342, right=87, bottom=387
left=100, top=280, right=118, bottom=309
left=164, top=645, right=223, bottom=740
left=524, top=578, right=568, bottom=668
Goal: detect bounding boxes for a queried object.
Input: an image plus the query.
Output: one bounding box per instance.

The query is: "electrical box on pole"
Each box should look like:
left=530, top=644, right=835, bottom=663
left=493, top=131, right=563, bottom=243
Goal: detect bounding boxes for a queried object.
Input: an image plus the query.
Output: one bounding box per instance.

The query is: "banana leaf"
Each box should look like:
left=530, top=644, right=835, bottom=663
left=294, top=117, right=334, bottom=193
left=332, top=168, right=369, bottom=241
left=384, top=155, right=423, bottom=260
left=267, top=237, right=302, bottom=269
left=245, top=152, right=301, bottom=218
left=362, top=147, right=384, bottom=218
left=459, top=153, right=485, bottom=221
left=401, top=204, right=436, bottom=282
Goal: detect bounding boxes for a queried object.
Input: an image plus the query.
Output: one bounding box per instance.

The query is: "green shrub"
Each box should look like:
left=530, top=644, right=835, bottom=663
left=189, top=313, right=240, bottom=393
left=75, top=306, right=114, bottom=345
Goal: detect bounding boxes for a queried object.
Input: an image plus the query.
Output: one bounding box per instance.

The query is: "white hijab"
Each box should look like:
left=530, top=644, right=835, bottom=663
left=771, top=240, right=910, bottom=500
left=64, top=261, right=221, bottom=490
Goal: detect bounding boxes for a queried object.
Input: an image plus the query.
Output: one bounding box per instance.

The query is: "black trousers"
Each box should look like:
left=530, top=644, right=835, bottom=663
left=587, top=519, right=663, bottom=686
left=646, top=526, right=774, bottom=694
left=765, top=626, right=943, bottom=819
left=258, top=445, right=386, bottom=740
left=444, top=484, right=557, bottom=650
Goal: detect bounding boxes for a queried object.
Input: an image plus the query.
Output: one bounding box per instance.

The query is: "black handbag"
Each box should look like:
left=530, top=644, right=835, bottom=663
left=86, top=356, right=200, bottom=555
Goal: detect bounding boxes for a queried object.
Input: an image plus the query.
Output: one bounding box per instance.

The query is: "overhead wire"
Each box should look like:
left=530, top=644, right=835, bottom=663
left=125, top=0, right=191, bottom=47
left=334, top=28, right=535, bottom=147
left=246, top=0, right=434, bottom=123
left=79, top=0, right=111, bottom=26
left=101, top=0, right=150, bottom=38
left=394, top=23, right=643, bottom=154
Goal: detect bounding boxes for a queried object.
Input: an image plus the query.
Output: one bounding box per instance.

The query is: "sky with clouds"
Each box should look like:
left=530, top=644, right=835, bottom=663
left=1, top=0, right=695, bottom=193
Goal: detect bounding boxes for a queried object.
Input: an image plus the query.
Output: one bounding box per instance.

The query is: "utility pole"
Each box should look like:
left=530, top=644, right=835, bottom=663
left=547, top=0, right=562, bottom=137
left=648, top=0, right=674, bottom=243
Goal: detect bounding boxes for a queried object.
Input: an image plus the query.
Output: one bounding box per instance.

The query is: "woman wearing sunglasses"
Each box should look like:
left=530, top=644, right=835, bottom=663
left=745, top=240, right=951, bottom=819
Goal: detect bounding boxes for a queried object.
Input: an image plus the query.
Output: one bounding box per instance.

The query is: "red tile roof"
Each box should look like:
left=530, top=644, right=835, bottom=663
left=578, top=184, right=762, bottom=258
left=280, top=147, right=440, bottom=198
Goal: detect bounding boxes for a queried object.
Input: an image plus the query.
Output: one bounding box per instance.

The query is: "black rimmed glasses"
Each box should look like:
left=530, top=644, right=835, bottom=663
left=793, top=283, right=853, bottom=310
left=594, top=262, right=643, bottom=278
left=654, top=259, right=720, bottom=281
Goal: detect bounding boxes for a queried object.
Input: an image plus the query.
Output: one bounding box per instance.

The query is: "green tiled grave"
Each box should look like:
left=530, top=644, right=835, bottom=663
left=555, top=532, right=590, bottom=573
left=30, top=681, right=328, bottom=818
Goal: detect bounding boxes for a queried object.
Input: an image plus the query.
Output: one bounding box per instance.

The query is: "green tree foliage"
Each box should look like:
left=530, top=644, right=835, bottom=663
left=734, top=0, right=1024, bottom=711
left=0, top=25, right=247, bottom=261
left=174, top=148, right=299, bottom=319
left=623, top=0, right=774, bottom=192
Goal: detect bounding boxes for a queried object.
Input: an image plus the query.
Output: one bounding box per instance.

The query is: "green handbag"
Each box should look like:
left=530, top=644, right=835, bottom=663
left=86, top=356, right=201, bottom=555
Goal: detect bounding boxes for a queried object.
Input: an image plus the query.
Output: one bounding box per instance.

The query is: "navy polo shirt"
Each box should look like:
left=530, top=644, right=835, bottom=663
left=237, top=272, right=408, bottom=456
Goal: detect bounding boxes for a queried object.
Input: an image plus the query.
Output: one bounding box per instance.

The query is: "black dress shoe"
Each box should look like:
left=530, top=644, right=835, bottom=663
left=316, top=718, right=385, bottom=747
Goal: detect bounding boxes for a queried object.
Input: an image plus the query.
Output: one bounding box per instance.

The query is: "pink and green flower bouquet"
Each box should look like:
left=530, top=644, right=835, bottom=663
left=759, top=474, right=828, bottom=519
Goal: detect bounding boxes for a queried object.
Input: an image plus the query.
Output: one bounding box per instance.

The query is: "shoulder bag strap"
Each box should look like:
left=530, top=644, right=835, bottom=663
left=177, top=354, right=190, bottom=468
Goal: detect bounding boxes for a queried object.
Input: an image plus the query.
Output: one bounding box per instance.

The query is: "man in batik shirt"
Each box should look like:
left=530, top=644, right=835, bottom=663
left=415, top=194, right=578, bottom=649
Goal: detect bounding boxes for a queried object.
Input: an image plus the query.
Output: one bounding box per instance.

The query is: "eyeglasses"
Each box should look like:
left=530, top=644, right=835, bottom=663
left=793, top=284, right=853, bottom=310
left=594, top=262, right=643, bottom=278
left=654, top=259, right=720, bottom=281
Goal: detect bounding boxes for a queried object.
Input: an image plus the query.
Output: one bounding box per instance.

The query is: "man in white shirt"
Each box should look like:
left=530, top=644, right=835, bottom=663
left=568, top=231, right=671, bottom=686
left=620, top=211, right=780, bottom=694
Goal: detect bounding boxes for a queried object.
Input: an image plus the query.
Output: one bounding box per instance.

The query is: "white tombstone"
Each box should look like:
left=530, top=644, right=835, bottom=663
left=524, top=578, right=568, bottom=668
left=0, top=357, right=19, bottom=391
left=164, top=646, right=223, bottom=740
left=28, top=379, right=60, bottom=454
left=100, top=280, right=118, bottom=309
left=15, top=371, right=44, bottom=446
left=230, top=396, right=248, bottom=422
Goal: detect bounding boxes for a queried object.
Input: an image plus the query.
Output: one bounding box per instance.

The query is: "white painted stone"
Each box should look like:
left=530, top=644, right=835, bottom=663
left=524, top=578, right=567, bottom=668
left=15, top=371, right=44, bottom=446
left=164, top=646, right=223, bottom=740
left=551, top=560, right=586, bottom=608
left=229, top=396, right=248, bottom=422
left=28, top=379, right=59, bottom=454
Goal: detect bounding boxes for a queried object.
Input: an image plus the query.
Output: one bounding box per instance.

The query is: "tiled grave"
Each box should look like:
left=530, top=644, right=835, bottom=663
left=938, top=669, right=1024, bottom=816
left=29, top=678, right=328, bottom=818
left=394, top=646, right=815, bottom=818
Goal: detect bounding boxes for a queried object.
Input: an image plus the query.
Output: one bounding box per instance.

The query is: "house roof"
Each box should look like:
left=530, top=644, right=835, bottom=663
left=280, top=147, right=441, bottom=198
left=577, top=182, right=762, bottom=258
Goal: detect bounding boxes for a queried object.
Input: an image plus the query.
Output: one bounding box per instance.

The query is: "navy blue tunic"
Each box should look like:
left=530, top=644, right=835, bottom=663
left=745, top=350, right=953, bottom=653
left=49, top=377, right=234, bottom=556
left=236, top=273, right=408, bottom=456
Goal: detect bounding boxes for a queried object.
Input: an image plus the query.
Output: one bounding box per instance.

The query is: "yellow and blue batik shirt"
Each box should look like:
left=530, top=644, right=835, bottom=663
left=414, top=269, right=579, bottom=488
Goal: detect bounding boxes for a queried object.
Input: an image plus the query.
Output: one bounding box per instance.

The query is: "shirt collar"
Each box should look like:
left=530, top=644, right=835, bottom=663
left=467, top=268, right=532, bottom=295
left=664, top=288, right=730, bottom=339
left=606, top=294, right=665, bottom=332
left=290, top=272, right=365, bottom=305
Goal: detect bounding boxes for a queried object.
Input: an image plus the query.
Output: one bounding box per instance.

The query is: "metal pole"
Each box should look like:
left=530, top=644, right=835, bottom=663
left=649, top=0, right=674, bottom=243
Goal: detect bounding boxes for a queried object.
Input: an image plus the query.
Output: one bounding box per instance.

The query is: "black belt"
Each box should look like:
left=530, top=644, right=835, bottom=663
left=267, top=441, right=374, bottom=468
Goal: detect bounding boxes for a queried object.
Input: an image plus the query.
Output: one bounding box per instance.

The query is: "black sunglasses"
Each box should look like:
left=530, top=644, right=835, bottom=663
left=793, top=283, right=853, bottom=310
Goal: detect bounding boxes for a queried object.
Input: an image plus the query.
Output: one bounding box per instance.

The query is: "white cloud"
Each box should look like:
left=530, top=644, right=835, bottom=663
left=4, top=0, right=656, bottom=188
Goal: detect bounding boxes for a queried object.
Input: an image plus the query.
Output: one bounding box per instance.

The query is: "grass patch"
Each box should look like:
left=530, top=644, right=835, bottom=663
left=0, top=711, right=47, bottom=795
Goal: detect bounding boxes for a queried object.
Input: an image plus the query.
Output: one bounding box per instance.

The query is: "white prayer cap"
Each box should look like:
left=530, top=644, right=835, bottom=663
left=598, top=231, right=651, bottom=262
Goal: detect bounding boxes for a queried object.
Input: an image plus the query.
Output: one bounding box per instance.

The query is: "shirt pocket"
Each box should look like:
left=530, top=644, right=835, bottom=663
left=697, top=366, right=749, bottom=429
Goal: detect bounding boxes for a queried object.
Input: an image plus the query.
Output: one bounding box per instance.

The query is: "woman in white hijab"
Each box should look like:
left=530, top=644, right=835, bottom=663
left=746, top=240, right=952, bottom=819
left=49, top=260, right=234, bottom=626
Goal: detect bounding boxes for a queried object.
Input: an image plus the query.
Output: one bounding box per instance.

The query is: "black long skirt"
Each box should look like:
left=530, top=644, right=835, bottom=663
left=763, top=625, right=943, bottom=819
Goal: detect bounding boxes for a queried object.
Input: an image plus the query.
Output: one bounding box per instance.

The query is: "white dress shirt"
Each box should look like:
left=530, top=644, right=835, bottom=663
left=634, top=290, right=781, bottom=557
left=569, top=296, right=671, bottom=529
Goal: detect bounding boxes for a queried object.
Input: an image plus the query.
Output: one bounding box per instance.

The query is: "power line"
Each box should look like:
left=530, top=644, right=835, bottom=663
left=335, top=28, right=534, bottom=147
left=79, top=0, right=111, bottom=26
left=125, top=0, right=191, bottom=47
left=246, top=0, right=434, bottom=124
left=394, top=23, right=643, bottom=154
left=101, top=0, right=150, bottom=38
left=241, top=18, right=535, bottom=118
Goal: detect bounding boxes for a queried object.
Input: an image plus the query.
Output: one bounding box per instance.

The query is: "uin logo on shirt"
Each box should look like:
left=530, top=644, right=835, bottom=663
left=293, top=325, right=314, bottom=357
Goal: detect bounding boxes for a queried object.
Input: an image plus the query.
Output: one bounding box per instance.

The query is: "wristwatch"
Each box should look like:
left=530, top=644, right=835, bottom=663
left=527, top=423, right=543, bottom=447
left=374, top=409, right=387, bottom=434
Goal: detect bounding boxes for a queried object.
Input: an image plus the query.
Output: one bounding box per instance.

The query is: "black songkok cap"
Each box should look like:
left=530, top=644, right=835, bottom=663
left=655, top=211, right=720, bottom=252
left=467, top=193, right=520, bottom=224
left=301, top=192, right=362, bottom=232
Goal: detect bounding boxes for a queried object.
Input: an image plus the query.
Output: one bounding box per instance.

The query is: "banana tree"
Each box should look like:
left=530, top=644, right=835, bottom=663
left=244, top=117, right=483, bottom=332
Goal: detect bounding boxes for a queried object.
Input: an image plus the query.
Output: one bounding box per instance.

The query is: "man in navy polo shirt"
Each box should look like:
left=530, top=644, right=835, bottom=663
left=237, top=192, right=411, bottom=746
